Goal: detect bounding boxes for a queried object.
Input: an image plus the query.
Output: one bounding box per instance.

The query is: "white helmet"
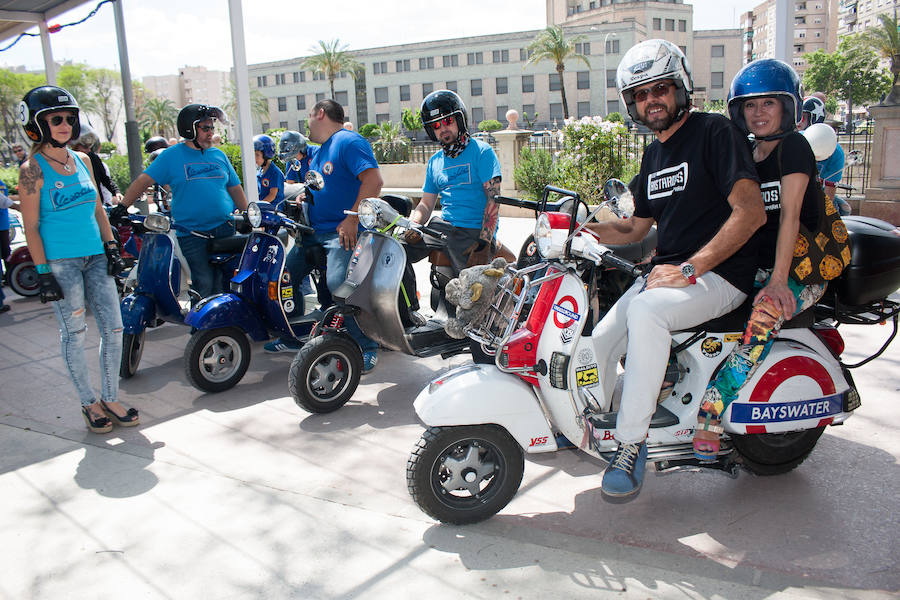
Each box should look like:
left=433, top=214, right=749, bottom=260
left=616, top=39, right=693, bottom=123
left=801, top=122, right=837, bottom=161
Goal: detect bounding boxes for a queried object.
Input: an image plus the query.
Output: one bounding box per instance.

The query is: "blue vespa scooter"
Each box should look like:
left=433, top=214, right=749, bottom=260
left=181, top=175, right=325, bottom=393
left=113, top=210, right=248, bottom=378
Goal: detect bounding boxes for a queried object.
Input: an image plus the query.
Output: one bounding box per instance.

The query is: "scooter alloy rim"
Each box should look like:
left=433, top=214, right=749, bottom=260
left=305, top=349, right=354, bottom=400
left=197, top=334, right=245, bottom=383
left=431, top=436, right=506, bottom=508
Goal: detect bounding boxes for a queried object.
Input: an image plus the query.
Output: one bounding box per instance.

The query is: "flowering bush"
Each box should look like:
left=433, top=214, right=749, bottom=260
left=556, top=116, right=633, bottom=205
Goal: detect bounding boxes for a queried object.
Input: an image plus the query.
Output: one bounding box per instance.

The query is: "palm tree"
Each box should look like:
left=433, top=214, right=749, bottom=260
left=861, top=12, right=900, bottom=103
left=526, top=26, right=590, bottom=120
left=371, top=121, right=409, bottom=163
left=302, top=39, right=362, bottom=99
left=222, top=80, right=270, bottom=130
left=139, top=98, right=178, bottom=138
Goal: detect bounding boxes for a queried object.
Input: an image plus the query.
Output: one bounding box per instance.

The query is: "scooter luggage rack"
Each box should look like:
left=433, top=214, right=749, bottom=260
left=466, top=262, right=565, bottom=360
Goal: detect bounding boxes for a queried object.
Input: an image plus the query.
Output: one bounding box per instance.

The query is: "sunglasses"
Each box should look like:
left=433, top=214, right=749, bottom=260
left=430, top=117, right=455, bottom=130
left=47, top=114, right=78, bottom=127
left=633, top=82, right=673, bottom=103
left=197, top=125, right=215, bottom=132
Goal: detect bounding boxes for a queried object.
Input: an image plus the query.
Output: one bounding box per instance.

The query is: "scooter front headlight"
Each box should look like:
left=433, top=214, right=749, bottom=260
left=534, top=212, right=553, bottom=258
left=248, top=202, right=262, bottom=228
left=144, top=213, right=170, bottom=233
left=358, top=199, right=378, bottom=230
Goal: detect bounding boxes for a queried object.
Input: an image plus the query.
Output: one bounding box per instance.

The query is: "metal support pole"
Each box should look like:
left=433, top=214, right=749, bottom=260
left=227, top=0, right=258, bottom=202
left=38, top=20, right=56, bottom=84
left=112, top=0, right=144, bottom=183
left=773, top=0, right=794, bottom=63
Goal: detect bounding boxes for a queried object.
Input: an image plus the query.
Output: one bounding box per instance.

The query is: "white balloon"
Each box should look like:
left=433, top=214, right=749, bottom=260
left=801, top=122, right=838, bottom=161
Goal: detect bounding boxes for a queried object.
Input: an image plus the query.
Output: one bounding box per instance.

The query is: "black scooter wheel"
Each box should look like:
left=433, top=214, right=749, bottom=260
left=119, top=331, right=145, bottom=379
left=289, top=334, right=362, bottom=413
left=184, top=327, right=251, bottom=393
left=732, top=427, right=825, bottom=476
left=407, top=425, right=524, bottom=525
left=8, top=262, right=40, bottom=297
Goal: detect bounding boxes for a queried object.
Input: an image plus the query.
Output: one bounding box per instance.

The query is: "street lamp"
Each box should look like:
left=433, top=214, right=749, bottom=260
left=603, top=32, right=618, bottom=117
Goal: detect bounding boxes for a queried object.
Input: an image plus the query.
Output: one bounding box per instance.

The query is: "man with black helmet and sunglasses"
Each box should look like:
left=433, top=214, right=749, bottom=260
left=114, top=103, right=247, bottom=298
left=582, top=40, right=766, bottom=502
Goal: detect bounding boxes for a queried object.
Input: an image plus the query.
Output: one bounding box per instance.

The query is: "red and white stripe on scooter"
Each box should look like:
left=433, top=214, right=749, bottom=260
left=743, top=356, right=836, bottom=434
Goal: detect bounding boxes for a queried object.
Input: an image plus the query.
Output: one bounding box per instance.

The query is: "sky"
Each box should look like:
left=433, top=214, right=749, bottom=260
left=0, top=0, right=760, bottom=79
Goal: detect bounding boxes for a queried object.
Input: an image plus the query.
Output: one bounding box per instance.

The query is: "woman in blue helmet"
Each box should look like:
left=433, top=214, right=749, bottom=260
left=254, top=134, right=285, bottom=211
left=693, top=59, right=828, bottom=459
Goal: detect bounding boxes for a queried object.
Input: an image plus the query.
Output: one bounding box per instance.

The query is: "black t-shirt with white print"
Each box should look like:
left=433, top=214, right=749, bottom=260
left=753, top=131, right=820, bottom=268
left=633, top=112, right=761, bottom=294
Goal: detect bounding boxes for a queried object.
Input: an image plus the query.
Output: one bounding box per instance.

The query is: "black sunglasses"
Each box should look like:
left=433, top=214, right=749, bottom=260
left=633, top=82, right=673, bottom=103
left=47, top=114, right=78, bottom=127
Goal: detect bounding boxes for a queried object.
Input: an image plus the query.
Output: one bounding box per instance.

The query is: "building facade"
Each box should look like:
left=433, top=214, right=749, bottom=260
left=740, top=0, right=838, bottom=73
left=839, top=0, right=900, bottom=35
left=142, top=66, right=230, bottom=110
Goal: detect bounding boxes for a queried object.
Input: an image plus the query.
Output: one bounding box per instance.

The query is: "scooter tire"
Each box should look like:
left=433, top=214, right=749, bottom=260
left=184, top=327, right=251, bottom=393
left=407, top=425, right=524, bottom=525
left=289, top=334, right=362, bottom=413
left=8, top=261, right=40, bottom=297
left=732, top=426, right=825, bottom=476
left=120, top=331, right=145, bottom=379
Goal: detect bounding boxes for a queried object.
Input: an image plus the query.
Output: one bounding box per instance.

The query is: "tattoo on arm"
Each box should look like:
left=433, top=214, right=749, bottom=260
left=479, top=176, right=501, bottom=243
left=18, top=161, right=42, bottom=195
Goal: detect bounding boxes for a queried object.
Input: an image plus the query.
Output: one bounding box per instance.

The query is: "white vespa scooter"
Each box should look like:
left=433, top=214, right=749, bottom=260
left=407, top=182, right=899, bottom=525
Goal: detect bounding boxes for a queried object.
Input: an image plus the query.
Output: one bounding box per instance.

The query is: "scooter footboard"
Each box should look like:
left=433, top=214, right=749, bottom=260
left=185, top=293, right=269, bottom=341
left=723, top=338, right=856, bottom=435
left=414, top=364, right=557, bottom=453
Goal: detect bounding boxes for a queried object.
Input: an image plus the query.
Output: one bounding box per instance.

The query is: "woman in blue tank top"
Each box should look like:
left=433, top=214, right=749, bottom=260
left=17, top=86, right=139, bottom=434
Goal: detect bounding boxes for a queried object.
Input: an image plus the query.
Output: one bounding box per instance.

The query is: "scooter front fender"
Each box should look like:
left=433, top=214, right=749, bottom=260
left=185, top=293, right=269, bottom=341
left=120, top=293, right=157, bottom=334
left=414, top=364, right=557, bottom=453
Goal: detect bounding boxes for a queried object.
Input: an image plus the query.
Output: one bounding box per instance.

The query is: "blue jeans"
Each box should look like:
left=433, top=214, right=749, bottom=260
left=48, top=254, right=123, bottom=407
left=285, top=231, right=377, bottom=352
left=176, top=221, right=235, bottom=299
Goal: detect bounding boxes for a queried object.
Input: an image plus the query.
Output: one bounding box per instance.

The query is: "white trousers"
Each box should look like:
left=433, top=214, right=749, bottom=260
left=591, top=271, right=746, bottom=444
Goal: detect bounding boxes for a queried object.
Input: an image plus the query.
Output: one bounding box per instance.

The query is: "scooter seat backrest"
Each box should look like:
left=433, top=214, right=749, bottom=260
left=381, top=194, right=413, bottom=217
left=685, top=295, right=815, bottom=334
left=208, top=234, right=250, bottom=254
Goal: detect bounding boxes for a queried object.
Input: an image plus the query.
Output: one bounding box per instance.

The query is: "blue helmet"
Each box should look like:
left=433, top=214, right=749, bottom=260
left=727, top=59, right=802, bottom=136
left=253, top=134, right=276, bottom=160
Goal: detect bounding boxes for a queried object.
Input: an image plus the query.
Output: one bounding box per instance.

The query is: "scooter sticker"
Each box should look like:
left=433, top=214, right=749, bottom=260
left=575, top=363, right=599, bottom=387
left=525, top=241, right=537, bottom=256
left=730, top=394, right=843, bottom=424
left=560, top=325, right=575, bottom=344
left=283, top=299, right=295, bottom=313
left=281, top=287, right=293, bottom=299
left=701, top=337, right=723, bottom=357
left=281, top=272, right=291, bottom=284
left=263, top=246, right=278, bottom=263
left=578, top=348, right=593, bottom=364
left=724, top=333, right=741, bottom=343
left=552, top=295, right=579, bottom=328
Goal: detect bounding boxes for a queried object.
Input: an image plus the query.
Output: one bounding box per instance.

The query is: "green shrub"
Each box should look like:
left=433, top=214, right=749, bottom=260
left=359, top=123, right=378, bottom=139
left=478, top=119, right=503, bottom=132
left=0, top=166, right=19, bottom=194
left=105, top=154, right=133, bottom=193
left=557, top=116, right=630, bottom=205
left=219, top=143, right=244, bottom=186
left=514, top=147, right=559, bottom=201
left=100, top=141, right=117, bottom=155
left=605, top=112, right=624, bottom=123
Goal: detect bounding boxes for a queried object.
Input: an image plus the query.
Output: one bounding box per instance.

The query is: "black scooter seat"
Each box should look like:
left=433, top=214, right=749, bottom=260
left=686, top=295, right=814, bottom=333
left=209, top=234, right=250, bottom=254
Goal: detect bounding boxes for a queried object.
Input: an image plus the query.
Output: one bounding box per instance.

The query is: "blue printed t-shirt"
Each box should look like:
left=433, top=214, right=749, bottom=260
left=817, top=143, right=844, bottom=184
left=145, top=143, right=240, bottom=234
left=423, top=139, right=501, bottom=229
left=36, top=152, right=103, bottom=260
left=307, top=130, right=378, bottom=233
left=0, top=180, right=9, bottom=231
left=285, top=144, right=319, bottom=183
left=258, top=161, right=285, bottom=210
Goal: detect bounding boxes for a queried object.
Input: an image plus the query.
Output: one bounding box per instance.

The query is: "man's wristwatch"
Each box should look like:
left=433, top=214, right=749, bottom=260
left=680, top=262, right=697, bottom=285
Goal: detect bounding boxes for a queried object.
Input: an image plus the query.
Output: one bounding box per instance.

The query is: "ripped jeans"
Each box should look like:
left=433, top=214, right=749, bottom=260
left=48, top=254, right=123, bottom=406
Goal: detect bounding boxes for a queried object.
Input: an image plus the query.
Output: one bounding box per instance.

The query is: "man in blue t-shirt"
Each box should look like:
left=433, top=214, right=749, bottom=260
left=266, top=100, right=383, bottom=372
left=116, top=104, right=247, bottom=297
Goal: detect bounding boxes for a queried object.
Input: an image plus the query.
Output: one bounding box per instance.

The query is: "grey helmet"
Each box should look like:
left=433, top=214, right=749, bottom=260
left=278, top=130, right=308, bottom=161
left=69, top=122, right=100, bottom=153
left=616, top=39, right=693, bottom=123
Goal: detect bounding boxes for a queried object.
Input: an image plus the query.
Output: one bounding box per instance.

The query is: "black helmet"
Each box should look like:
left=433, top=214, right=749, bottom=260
left=18, top=85, right=81, bottom=147
left=801, top=96, right=827, bottom=126
left=421, top=90, right=468, bottom=142
left=176, top=103, right=227, bottom=141
left=278, top=130, right=308, bottom=161
left=144, top=136, right=168, bottom=153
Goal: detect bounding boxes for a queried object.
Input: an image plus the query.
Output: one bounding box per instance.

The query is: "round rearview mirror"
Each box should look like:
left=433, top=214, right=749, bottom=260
left=602, top=178, right=634, bottom=218
left=305, top=170, right=324, bottom=191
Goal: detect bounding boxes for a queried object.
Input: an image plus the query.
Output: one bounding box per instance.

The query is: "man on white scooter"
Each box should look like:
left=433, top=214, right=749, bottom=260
left=584, top=40, right=766, bottom=501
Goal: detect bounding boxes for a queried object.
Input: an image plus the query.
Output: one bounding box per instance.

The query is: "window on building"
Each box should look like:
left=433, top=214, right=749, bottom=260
left=293, top=71, right=304, bottom=83
left=376, top=113, right=390, bottom=124
left=442, top=54, right=459, bottom=68
left=575, top=42, right=591, bottom=55
left=298, top=119, right=307, bottom=133
left=711, top=45, right=725, bottom=58
left=679, top=19, right=687, bottom=32
left=471, top=79, right=482, bottom=96
left=422, top=82, right=433, bottom=96
left=577, top=71, right=590, bottom=90
left=522, top=104, right=536, bottom=120
left=335, top=91, right=348, bottom=105
left=279, top=121, right=288, bottom=129
left=577, top=102, right=591, bottom=118
left=653, top=17, right=662, bottom=30
left=446, top=80, right=457, bottom=92
left=373, top=61, right=387, bottom=74
left=496, top=77, right=508, bottom=95
left=606, top=39, right=620, bottom=54
left=313, top=72, right=325, bottom=81
left=665, top=19, right=675, bottom=31
left=275, top=73, right=286, bottom=85
left=522, top=74, right=535, bottom=93
left=520, top=48, right=534, bottom=61
left=315, top=92, right=325, bottom=102
left=374, top=87, right=388, bottom=103
left=396, top=59, right=411, bottom=72
left=257, top=75, right=268, bottom=87
left=419, top=56, right=434, bottom=70
left=497, top=105, right=509, bottom=123
left=679, top=45, right=687, bottom=55
left=550, top=102, right=563, bottom=122
left=467, top=51, right=483, bottom=65
left=400, top=85, right=410, bottom=101
left=492, top=49, right=509, bottom=63
left=296, top=95, right=305, bottom=110
left=549, top=73, right=562, bottom=91
left=471, top=107, right=484, bottom=126
left=261, top=122, right=270, bottom=131
left=277, top=97, right=287, bottom=111
left=795, top=44, right=805, bottom=53
left=607, top=100, right=619, bottom=116
left=711, top=72, right=724, bottom=89
left=606, top=69, right=616, bottom=88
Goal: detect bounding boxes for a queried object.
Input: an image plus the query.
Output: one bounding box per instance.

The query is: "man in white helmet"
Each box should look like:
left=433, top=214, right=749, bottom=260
left=584, top=39, right=766, bottom=501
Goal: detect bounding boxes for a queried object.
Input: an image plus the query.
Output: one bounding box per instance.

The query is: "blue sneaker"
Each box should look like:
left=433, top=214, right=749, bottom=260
left=601, top=441, right=648, bottom=502
left=362, top=350, right=378, bottom=374
left=264, top=337, right=302, bottom=353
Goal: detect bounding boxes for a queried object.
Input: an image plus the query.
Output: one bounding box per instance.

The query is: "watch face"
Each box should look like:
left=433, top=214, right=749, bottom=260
left=681, top=263, right=695, bottom=278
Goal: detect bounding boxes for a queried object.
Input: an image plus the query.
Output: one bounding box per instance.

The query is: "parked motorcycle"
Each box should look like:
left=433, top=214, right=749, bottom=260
left=406, top=182, right=900, bottom=525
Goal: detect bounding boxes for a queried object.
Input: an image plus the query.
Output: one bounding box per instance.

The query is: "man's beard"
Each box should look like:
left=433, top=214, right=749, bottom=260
left=642, top=102, right=679, bottom=132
